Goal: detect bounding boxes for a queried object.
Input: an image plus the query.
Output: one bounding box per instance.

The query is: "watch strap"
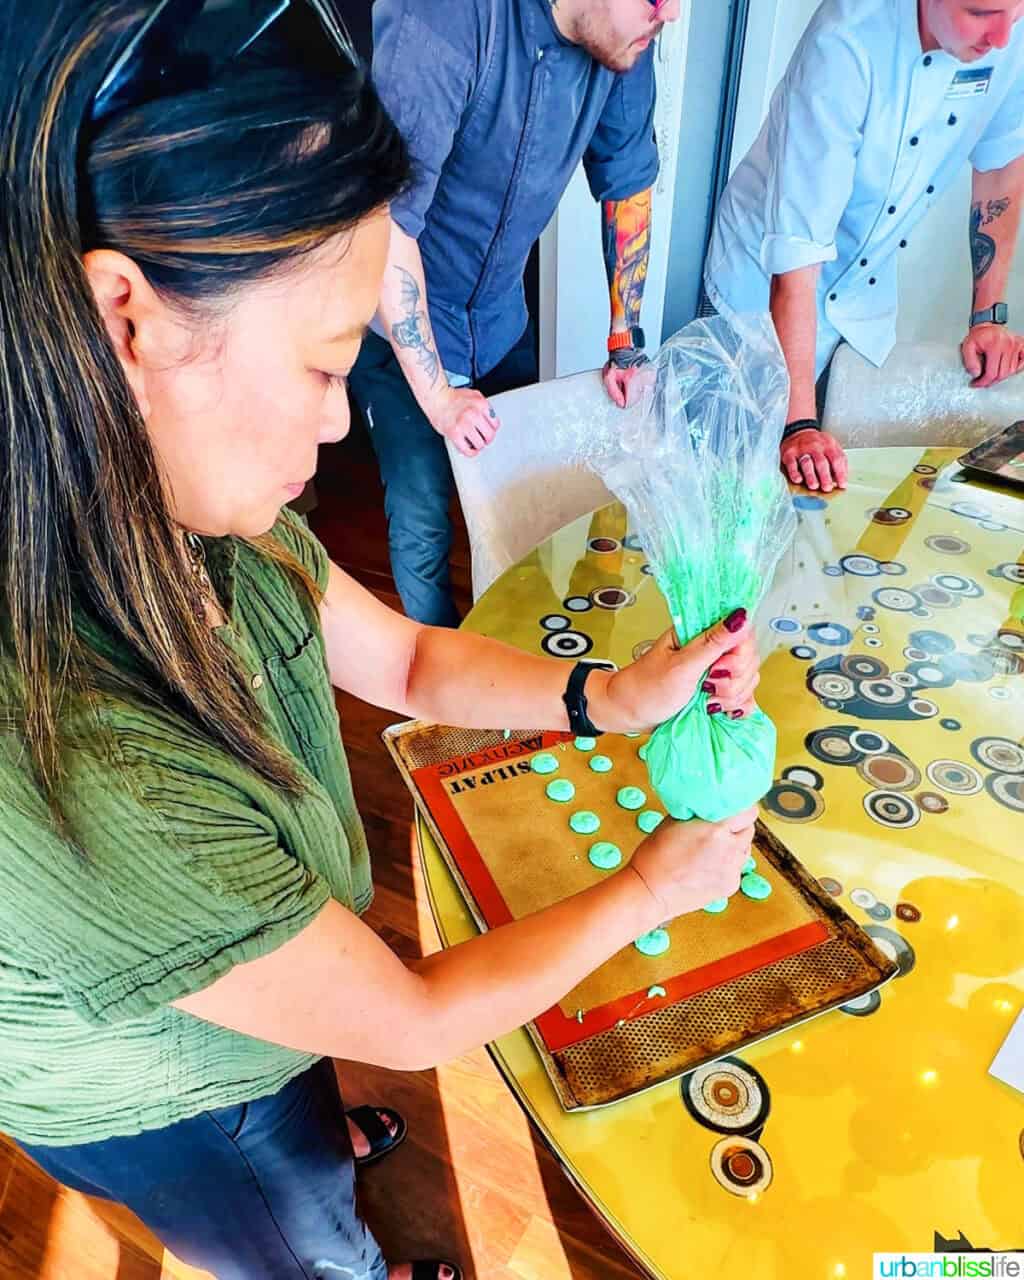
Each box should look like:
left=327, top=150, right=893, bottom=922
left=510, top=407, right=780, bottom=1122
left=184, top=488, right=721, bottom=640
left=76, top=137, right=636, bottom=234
left=971, top=303, right=1008, bottom=327
left=562, top=660, right=615, bottom=738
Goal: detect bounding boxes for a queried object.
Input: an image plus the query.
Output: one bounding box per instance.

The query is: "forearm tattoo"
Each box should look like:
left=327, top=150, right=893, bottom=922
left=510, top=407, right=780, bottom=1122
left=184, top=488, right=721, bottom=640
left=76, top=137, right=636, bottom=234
left=602, top=190, right=652, bottom=332
left=970, top=197, right=1010, bottom=283
left=391, top=267, right=440, bottom=386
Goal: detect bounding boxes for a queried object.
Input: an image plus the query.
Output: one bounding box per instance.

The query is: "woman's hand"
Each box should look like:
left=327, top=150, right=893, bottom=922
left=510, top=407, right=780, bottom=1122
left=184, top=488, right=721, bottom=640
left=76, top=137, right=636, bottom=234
left=629, top=806, right=759, bottom=921
left=595, top=608, right=761, bottom=734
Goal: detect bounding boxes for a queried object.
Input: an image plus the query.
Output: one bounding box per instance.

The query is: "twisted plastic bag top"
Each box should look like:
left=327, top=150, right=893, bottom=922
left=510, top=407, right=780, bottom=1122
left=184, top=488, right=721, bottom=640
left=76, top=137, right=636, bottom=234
left=588, top=313, right=798, bottom=821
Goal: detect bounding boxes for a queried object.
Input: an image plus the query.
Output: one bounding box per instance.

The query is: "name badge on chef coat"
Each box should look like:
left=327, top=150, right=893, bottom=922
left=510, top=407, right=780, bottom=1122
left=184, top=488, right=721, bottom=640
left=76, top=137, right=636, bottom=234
left=946, top=67, right=993, bottom=98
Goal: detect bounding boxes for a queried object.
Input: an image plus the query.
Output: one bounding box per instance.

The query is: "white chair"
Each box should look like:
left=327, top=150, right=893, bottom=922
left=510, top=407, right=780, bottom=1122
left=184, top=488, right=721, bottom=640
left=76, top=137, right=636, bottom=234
left=822, top=340, right=1024, bottom=448
left=447, top=370, right=618, bottom=600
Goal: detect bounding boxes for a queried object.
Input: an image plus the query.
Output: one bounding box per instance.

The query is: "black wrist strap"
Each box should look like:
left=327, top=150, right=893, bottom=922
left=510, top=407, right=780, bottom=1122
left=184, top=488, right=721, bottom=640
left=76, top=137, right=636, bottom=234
left=782, top=418, right=821, bottom=442
left=562, top=661, right=612, bottom=738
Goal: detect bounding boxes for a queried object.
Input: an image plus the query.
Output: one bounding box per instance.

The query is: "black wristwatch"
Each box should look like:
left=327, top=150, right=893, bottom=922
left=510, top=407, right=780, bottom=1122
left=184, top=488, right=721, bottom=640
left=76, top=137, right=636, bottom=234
left=971, top=303, right=1008, bottom=327
left=782, top=417, right=821, bottom=442
left=562, top=659, right=617, bottom=738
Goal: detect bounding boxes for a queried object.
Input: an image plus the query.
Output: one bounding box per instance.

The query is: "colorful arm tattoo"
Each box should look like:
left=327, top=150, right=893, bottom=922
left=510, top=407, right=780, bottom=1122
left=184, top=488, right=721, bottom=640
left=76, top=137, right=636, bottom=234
left=602, top=188, right=652, bottom=334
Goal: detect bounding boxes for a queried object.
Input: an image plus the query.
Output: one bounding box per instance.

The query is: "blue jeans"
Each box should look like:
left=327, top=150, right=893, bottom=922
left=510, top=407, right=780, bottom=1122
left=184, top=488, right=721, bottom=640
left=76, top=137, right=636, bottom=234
left=18, top=1059, right=387, bottom=1280
left=348, top=325, right=537, bottom=628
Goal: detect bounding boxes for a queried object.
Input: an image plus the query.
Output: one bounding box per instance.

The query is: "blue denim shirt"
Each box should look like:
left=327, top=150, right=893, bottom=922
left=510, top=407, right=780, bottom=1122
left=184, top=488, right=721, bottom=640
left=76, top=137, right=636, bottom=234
left=372, top=0, right=660, bottom=379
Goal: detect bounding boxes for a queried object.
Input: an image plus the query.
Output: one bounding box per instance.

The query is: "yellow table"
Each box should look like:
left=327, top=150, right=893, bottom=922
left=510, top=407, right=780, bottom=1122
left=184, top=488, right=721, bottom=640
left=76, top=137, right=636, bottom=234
left=415, top=447, right=1024, bottom=1279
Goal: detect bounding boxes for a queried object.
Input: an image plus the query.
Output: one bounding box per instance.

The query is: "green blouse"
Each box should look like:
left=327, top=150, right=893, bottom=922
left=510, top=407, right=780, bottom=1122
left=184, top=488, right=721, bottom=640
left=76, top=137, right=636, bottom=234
left=0, top=512, right=372, bottom=1146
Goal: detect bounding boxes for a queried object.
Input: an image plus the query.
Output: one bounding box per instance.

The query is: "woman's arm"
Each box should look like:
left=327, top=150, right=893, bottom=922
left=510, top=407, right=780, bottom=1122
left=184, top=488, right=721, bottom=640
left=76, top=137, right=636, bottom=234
left=319, top=561, right=760, bottom=732
left=173, top=808, right=756, bottom=1070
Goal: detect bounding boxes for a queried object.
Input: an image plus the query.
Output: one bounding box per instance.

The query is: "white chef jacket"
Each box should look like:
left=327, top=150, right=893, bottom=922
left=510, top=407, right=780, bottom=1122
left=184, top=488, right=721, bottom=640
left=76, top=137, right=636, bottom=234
left=705, top=0, right=1024, bottom=377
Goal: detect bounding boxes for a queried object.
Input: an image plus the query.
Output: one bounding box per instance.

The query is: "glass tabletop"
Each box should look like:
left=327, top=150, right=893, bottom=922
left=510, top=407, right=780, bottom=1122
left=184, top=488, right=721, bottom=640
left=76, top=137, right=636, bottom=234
left=414, top=446, right=1024, bottom=1280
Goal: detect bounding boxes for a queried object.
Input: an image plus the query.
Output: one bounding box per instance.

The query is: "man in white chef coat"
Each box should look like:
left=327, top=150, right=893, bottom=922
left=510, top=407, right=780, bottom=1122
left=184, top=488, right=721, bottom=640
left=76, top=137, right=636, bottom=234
left=707, top=0, right=1024, bottom=493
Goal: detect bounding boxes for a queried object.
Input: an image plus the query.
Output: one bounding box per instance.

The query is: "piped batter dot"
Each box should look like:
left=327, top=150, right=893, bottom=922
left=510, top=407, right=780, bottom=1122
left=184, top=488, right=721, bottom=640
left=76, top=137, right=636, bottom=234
left=634, top=928, right=671, bottom=957
left=569, top=810, right=601, bottom=835
left=617, top=786, right=647, bottom=811
left=703, top=898, right=730, bottom=914
left=531, top=753, right=559, bottom=775
left=588, top=841, right=622, bottom=870
left=637, top=809, right=665, bottom=834
left=589, top=754, right=613, bottom=773
left=741, top=872, right=772, bottom=900
left=546, top=778, right=576, bottom=803
left=574, top=736, right=597, bottom=752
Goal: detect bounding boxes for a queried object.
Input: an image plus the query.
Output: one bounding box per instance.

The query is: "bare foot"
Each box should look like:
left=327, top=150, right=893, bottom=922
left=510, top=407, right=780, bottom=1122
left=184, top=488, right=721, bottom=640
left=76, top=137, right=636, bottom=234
left=387, top=1266, right=457, bottom=1280
left=346, top=1109, right=399, bottom=1160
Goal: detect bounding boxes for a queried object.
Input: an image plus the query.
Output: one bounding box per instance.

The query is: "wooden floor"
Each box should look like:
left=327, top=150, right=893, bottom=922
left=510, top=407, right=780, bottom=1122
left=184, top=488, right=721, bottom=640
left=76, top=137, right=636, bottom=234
left=0, top=423, right=642, bottom=1280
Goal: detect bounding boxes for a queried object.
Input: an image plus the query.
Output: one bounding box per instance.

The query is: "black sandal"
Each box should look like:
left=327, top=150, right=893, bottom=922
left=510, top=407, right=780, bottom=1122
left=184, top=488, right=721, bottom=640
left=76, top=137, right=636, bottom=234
left=411, top=1263, right=462, bottom=1280
left=346, top=1105, right=408, bottom=1168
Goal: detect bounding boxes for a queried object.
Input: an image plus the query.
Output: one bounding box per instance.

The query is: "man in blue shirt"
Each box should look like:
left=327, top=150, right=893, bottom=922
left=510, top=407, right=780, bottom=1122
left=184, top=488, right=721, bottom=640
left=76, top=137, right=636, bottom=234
left=349, top=0, right=677, bottom=626
left=707, top=0, right=1024, bottom=496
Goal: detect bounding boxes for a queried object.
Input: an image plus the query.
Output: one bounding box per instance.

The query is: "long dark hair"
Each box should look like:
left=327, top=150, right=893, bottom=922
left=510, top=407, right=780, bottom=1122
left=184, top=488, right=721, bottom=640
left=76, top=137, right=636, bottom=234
left=0, top=1, right=409, bottom=815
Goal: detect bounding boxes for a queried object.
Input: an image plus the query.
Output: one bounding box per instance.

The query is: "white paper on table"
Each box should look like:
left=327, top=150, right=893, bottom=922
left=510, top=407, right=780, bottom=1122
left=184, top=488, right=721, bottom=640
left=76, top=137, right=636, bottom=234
left=989, top=1010, right=1024, bottom=1096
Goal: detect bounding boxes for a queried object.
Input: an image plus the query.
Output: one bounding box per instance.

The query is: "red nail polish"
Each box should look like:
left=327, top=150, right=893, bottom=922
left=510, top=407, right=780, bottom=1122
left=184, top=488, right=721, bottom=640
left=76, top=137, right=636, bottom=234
left=707, top=702, right=723, bottom=715
left=730, top=709, right=744, bottom=720
left=702, top=680, right=716, bottom=694
left=724, top=609, right=747, bottom=634
left=711, top=667, right=731, bottom=679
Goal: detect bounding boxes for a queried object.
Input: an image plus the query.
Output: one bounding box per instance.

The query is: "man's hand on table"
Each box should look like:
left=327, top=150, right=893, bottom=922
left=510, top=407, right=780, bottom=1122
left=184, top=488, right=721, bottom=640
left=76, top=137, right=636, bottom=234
left=427, top=385, right=501, bottom=458
left=961, top=323, right=1024, bottom=388
left=591, top=609, right=760, bottom=734
left=780, top=424, right=849, bottom=494
left=603, top=346, right=652, bottom=409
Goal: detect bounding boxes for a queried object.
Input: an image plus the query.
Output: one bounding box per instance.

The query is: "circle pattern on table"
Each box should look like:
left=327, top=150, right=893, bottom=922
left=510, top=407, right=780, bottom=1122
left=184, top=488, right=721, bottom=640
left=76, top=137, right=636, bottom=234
left=840, top=554, right=882, bottom=577
left=925, top=534, right=970, bottom=555
left=683, top=1059, right=771, bottom=1135
left=933, top=572, right=982, bottom=597
left=879, top=561, right=908, bottom=576
left=564, top=595, right=593, bottom=613
left=635, top=928, right=670, bottom=957
left=986, top=772, right=1024, bottom=813
left=863, top=790, right=921, bottom=829
left=570, top=811, right=601, bottom=835
left=868, top=902, right=893, bottom=921
left=873, top=587, right=922, bottom=613
left=808, top=621, right=852, bottom=646
left=591, top=586, right=635, bottom=611
left=870, top=507, right=912, bottom=524
left=770, top=616, right=802, bottom=634
left=990, top=562, right=1024, bottom=585
left=633, top=639, right=656, bottom=661
left=916, top=791, right=949, bottom=814
left=858, top=753, right=921, bottom=791
left=865, top=925, right=916, bottom=976
left=860, top=678, right=906, bottom=706
left=542, top=629, right=593, bottom=659
left=849, top=729, right=889, bottom=755
left=762, top=780, right=824, bottom=823
left=588, top=537, right=620, bottom=554
left=791, top=644, right=818, bottom=660
left=896, top=902, right=922, bottom=923
left=909, top=630, right=955, bottom=655
left=819, top=876, right=843, bottom=897
left=843, top=655, right=889, bottom=680
left=810, top=672, right=856, bottom=701
left=589, top=754, right=613, bottom=773
left=588, top=841, right=622, bottom=870
left=782, top=765, right=824, bottom=790
left=541, top=614, right=571, bottom=631
left=710, top=1137, right=774, bottom=1197
left=841, top=990, right=882, bottom=1018
left=972, top=737, right=1024, bottom=774
left=850, top=887, right=877, bottom=910
left=531, top=753, right=559, bottom=775
left=617, top=786, right=647, bottom=811
left=926, top=759, right=984, bottom=795
left=637, top=809, right=664, bottom=834
left=794, top=495, right=827, bottom=511
left=546, top=778, right=576, bottom=803
left=807, top=726, right=863, bottom=765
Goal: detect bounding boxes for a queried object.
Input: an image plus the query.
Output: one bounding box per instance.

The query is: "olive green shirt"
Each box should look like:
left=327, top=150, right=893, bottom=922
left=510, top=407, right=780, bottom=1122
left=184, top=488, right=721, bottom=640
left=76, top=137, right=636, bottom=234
left=0, top=512, right=372, bottom=1146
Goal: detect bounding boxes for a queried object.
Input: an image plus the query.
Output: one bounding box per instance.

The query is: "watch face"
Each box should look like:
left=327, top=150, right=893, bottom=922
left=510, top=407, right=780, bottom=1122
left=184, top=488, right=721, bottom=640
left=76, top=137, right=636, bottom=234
left=630, top=326, right=647, bottom=349
left=995, top=303, right=1009, bottom=324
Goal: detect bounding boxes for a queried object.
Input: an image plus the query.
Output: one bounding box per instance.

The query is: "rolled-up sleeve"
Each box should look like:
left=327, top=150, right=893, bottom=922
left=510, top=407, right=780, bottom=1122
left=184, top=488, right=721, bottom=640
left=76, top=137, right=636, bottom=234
left=760, top=30, right=870, bottom=276
left=372, top=1, right=478, bottom=239
left=583, top=47, right=660, bottom=202
left=972, top=72, right=1024, bottom=172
